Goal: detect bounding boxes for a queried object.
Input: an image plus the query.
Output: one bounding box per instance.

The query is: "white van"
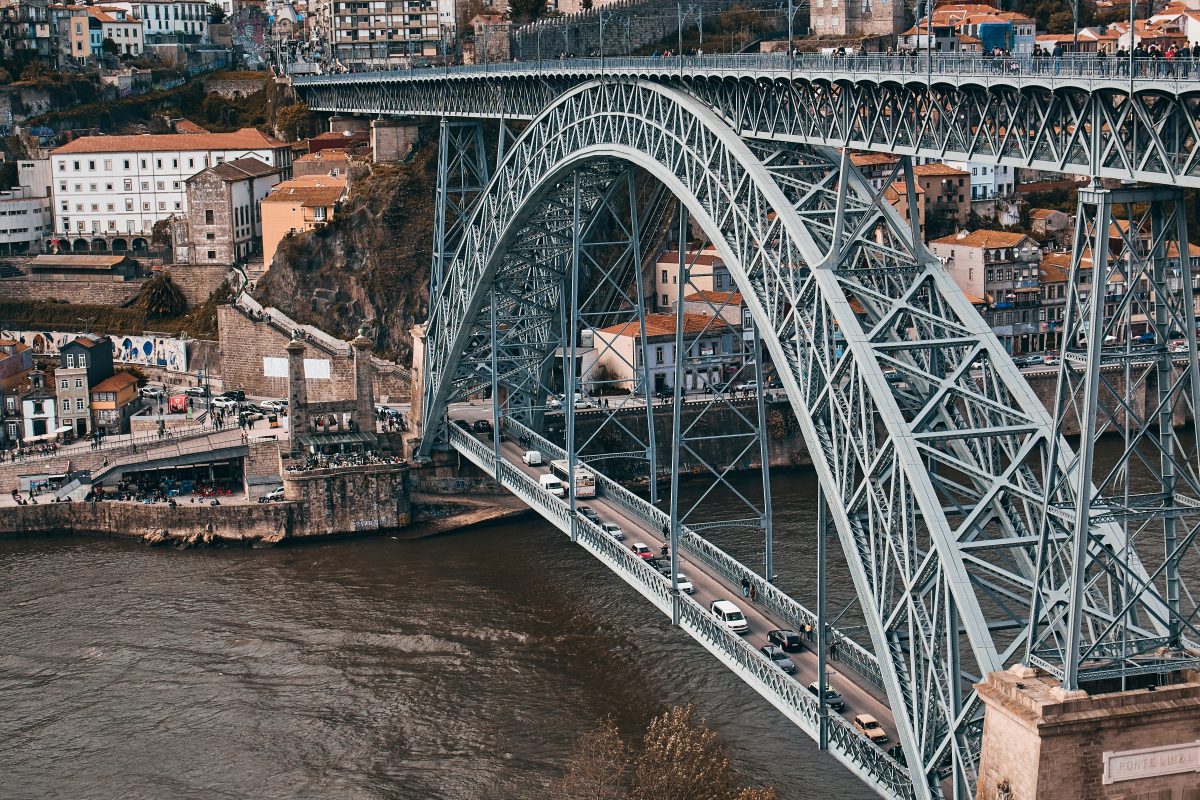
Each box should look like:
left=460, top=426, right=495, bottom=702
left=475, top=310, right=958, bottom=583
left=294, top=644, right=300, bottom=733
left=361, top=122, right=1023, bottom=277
left=711, top=599, right=749, bottom=634
left=522, top=450, right=543, bottom=466
left=539, top=474, right=565, bottom=497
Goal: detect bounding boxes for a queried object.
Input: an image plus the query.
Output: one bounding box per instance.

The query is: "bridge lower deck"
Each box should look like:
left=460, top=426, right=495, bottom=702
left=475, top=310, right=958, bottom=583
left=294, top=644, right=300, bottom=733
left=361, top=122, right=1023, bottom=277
left=448, top=414, right=914, bottom=798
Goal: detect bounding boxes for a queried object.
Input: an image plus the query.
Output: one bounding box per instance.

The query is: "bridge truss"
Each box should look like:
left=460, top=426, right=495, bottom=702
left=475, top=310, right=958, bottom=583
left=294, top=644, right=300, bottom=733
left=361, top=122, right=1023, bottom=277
left=306, top=65, right=1200, bottom=799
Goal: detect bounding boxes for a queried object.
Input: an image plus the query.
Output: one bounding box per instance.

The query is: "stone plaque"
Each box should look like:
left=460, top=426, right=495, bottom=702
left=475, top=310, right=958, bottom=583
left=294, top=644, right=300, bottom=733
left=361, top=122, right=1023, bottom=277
left=1102, top=740, right=1200, bottom=784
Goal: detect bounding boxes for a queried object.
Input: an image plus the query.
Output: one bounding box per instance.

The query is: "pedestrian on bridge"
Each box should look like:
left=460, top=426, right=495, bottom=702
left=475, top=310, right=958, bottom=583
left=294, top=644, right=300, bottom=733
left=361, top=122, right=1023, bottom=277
left=741, top=575, right=750, bottom=597
left=749, top=583, right=757, bottom=604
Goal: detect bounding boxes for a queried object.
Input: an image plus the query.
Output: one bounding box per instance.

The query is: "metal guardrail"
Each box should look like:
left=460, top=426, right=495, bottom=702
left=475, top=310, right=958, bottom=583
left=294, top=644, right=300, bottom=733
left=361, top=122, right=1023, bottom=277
left=294, top=53, right=1200, bottom=89
left=8, top=423, right=212, bottom=465
left=499, top=416, right=884, bottom=689
left=448, top=423, right=912, bottom=798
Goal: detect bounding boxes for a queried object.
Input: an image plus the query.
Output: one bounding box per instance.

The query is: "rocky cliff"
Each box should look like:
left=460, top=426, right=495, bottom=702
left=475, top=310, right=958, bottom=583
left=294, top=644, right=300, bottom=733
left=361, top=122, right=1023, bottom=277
left=254, top=139, right=437, bottom=364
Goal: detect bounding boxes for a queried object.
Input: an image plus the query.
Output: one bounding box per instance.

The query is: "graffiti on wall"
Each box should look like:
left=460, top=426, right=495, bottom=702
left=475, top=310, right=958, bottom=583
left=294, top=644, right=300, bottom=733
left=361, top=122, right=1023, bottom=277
left=0, top=330, right=189, bottom=373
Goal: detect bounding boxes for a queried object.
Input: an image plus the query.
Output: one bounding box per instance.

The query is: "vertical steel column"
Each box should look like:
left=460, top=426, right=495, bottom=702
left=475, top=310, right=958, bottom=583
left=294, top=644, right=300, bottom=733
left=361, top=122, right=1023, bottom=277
left=566, top=171, right=582, bottom=543
left=753, top=320, right=774, bottom=581
left=490, top=285, right=501, bottom=470
left=1062, top=191, right=1110, bottom=691
left=429, top=117, right=453, bottom=306
left=816, top=486, right=829, bottom=751
left=627, top=172, right=660, bottom=504
left=946, top=596, right=963, bottom=799
left=1153, top=201, right=1181, bottom=649
left=668, top=204, right=687, bottom=627
left=901, top=156, right=921, bottom=248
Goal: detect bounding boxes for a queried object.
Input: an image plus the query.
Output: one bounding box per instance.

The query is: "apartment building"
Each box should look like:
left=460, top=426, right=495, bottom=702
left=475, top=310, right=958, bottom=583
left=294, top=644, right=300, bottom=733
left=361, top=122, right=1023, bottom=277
left=110, top=0, right=207, bottom=39
left=811, top=0, right=903, bottom=37
left=327, top=0, right=440, bottom=67
left=56, top=334, right=114, bottom=437
left=260, top=176, right=347, bottom=267
left=930, top=229, right=1043, bottom=354
left=586, top=313, right=736, bottom=394
left=654, top=248, right=739, bottom=311
left=0, top=187, right=51, bottom=255
left=49, top=129, right=291, bottom=252
left=0, top=0, right=53, bottom=61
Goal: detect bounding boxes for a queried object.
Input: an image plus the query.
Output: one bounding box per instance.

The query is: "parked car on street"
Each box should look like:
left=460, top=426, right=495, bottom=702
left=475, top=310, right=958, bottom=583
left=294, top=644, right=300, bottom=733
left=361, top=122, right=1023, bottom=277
left=259, top=399, right=288, bottom=413
left=258, top=486, right=285, bottom=503
left=184, top=386, right=209, bottom=398
left=219, top=389, right=246, bottom=401
left=139, top=385, right=165, bottom=400
left=211, top=397, right=239, bottom=411
left=600, top=522, right=624, bottom=540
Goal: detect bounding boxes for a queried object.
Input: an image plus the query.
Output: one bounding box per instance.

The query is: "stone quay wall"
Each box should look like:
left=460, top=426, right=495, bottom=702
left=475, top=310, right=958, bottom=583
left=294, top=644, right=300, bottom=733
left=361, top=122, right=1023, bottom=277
left=283, top=461, right=411, bottom=535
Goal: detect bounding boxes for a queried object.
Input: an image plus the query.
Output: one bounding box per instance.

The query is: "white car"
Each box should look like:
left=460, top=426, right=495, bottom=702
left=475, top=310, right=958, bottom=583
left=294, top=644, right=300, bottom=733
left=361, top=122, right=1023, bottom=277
left=259, top=399, right=288, bottom=413
left=710, top=599, right=749, bottom=633
left=139, top=385, right=165, bottom=399
left=258, top=486, right=285, bottom=503
left=211, top=397, right=239, bottom=411
left=600, top=522, right=624, bottom=541
left=539, top=474, right=565, bottom=497
left=522, top=450, right=543, bottom=466
left=675, top=574, right=695, bottom=593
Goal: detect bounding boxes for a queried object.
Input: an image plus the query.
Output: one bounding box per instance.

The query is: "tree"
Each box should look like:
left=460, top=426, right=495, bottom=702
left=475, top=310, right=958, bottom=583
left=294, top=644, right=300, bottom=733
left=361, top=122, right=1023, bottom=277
left=552, top=718, right=627, bottom=800
left=136, top=272, right=188, bottom=319
left=629, top=706, right=734, bottom=800
left=275, top=102, right=313, bottom=143
left=101, top=37, right=119, bottom=56
left=208, top=2, right=226, bottom=23
left=508, top=0, right=545, bottom=24
left=150, top=217, right=175, bottom=249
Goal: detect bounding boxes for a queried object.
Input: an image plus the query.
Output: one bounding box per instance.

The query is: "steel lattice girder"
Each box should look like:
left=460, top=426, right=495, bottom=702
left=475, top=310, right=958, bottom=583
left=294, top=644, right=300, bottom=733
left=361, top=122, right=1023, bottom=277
left=295, top=70, right=1200, bottom=188
left=417, top=79, right=1164, bottom=799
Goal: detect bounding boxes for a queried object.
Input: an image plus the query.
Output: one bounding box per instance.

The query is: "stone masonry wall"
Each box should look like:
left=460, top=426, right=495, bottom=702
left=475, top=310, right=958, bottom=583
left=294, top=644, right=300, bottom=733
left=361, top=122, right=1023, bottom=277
left=0, top=276, right=145, bottom=305
left=164, top=264, right=232, bottom=307
left=283, top=462, right=411, bottom=535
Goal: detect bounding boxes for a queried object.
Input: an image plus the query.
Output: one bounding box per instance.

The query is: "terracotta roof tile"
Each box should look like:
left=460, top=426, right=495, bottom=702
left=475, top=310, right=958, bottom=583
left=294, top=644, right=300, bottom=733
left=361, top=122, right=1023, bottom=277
left=53, top=128, right=286, bottom=155
left=929, top=229, right=1035, bottom=249
left=262, top=177, right=346, bottom=207
left=683, top=290, right=743, bottom=306
left=91, top=372, right=138, bottom=392
left=596, top=312, right=729, bottom=339
left=912, top=162, right=970, bottom=177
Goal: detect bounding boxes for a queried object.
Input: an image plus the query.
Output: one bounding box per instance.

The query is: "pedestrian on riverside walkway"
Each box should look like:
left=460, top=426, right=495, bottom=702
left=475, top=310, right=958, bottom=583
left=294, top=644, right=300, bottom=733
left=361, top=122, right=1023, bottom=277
left=749, top=583, right=757, bottom=604
left=741, top=575, right=750, bottom=597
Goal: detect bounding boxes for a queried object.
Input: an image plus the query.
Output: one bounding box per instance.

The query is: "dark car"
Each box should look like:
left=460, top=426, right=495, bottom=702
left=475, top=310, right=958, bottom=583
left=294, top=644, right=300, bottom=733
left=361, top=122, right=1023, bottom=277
left=452, top=419, right=472, bottom=430
left=471, top=419, right=494, bottom=434
left=768, top=629, right=804, bottom=652
left=219, top=389, right=246, bottom=401
left=703, top=381, right=733, bottom=394
left=808, top=682, right=845, bottom=712
left=760, top=645, right=796, bottom=674
left=577, top=505, right=600, bottom=524
left=653, top=388, right=674, bottom=400
left=1013, top=354, right=1044, bottom=368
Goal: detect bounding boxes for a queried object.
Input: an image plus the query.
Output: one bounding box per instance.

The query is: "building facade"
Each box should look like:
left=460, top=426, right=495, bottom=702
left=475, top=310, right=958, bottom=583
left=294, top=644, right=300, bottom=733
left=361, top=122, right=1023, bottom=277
left=260, top=176, right=346, bottom=267
left=327, top=0, right=439, bottom=68
left=0, top=187, right=51, bottom=254
left=90, top=370, right=137, bottom=434
left=586, top=312, right=735, bottom=394
left=930, top=230, right=1043, bottom=354
left=811, top=0, right=903, bottom=37
left=55, top=335, right=114, bottom=437
left=175, top=156, right=281, bottom=264
left=110, top=0, right=207, bottom=40
left=21, top=367, right=56, bottom=442
left=49, top=129, right=291, bottom=252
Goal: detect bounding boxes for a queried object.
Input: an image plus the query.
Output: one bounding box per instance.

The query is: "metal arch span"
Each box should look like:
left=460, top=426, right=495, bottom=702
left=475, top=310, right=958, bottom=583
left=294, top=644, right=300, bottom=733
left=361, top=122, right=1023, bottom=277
left=419, top=79, right=1169, bottom=799
left=293, top=57, right=1200, bottom=188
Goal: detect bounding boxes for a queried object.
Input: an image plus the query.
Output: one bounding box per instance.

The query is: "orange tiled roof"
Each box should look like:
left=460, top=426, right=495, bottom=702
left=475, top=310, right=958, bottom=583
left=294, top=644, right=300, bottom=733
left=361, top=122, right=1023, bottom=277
left=91, top=372, right=138, bottom=392
left=596, top=312, right=729, bottom=339
left=684, top=290, right=744, bottom=306
left=930, top=229, right=1034, bottom=248
left=53, top=128, right=286, bottom=154
left=912, top=162, right=970, bottom=177
left=262, top=177, right=346, bottom=207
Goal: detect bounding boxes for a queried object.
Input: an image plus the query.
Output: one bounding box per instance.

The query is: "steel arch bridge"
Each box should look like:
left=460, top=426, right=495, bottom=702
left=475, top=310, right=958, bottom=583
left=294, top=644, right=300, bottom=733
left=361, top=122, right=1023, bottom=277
left=295, top=61, right=1200, bottom=800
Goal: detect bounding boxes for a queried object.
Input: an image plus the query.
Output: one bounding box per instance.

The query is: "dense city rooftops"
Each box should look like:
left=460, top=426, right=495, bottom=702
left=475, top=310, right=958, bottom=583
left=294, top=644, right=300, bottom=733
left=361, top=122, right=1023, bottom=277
left=930, top=230, right=1033, bottom=248
left=597, top=312, right=729, bottom=339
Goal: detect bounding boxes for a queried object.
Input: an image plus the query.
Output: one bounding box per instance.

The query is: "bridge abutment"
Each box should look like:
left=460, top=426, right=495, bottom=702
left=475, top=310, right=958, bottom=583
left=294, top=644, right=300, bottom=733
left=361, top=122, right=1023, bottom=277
left=976, top=665, right=1200, bottom=800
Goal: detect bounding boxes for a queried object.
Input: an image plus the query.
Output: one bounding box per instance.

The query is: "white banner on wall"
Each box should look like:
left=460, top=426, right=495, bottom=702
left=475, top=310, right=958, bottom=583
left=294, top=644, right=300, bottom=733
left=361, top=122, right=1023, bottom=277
left=263, top=357, right=289, bottom=378
left=1, top=329, right=189, bottom=373
left=303, top=359, right=331, bottom=379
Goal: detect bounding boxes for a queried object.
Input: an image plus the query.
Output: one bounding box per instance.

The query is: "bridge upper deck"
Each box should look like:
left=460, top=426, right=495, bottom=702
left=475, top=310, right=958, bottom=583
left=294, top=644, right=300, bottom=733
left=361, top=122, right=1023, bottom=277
left=295, top=53, right=1200, bottom=188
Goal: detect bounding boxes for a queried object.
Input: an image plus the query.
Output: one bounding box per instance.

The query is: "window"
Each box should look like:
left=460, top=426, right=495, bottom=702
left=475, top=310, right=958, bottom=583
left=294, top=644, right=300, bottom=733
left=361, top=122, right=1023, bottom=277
left=125, top=199, right=134, bottom=211
left=107, top=204, right=115, bottom=212
left=172, top=159, right=178, bottom=168
left=78, top=354, right=85, bottom=368
left=104, top=160, right=112, bottom=170
left=32, top=400, right=43, bottom=415
left=142, top=202, right=150, bottom=211
left=62, top=399, right=70, bottom=412
left=655, top=346, right=664, bottom=365
left=76, top=398, right=85, bottom=410
left=123, top=160, right=131, bottom=169
left=207, top=250, right=216, bottom=260
left=187, top=158, right=194, bottom=168
left=60, top=379, right=69, bottom=390
left=59, top=182, right=67, bottom=192
left=140, top=159, right=147, bottom=169
left=73, top=161, right=80, bottom=171
left=174, top=202, right=181, bottom=210
left=66, top=354, right=75, bottom=368
left=661, top=269, right=668, bottom=284
left=75, top=378, right=83, bottom=388
left=661, top=294, right=668, bottom=306
left=205, top=209, right=214, bottom=224
left=141, top=182, right=149, bottom=191
left=206, top=232, right=215, bottom=240
left=156, top=181, right=164, bottom=190
left=158, top=202, right=166, bottom=210
left=156, top=159, right=162, bottom=168
left=172, top=181, right=180, bottom=189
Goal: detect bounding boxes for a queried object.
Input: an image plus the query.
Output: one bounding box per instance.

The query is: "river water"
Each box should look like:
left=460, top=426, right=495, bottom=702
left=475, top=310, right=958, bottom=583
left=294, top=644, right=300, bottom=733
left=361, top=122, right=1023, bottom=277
left=0, top=467, right=878, bottom=800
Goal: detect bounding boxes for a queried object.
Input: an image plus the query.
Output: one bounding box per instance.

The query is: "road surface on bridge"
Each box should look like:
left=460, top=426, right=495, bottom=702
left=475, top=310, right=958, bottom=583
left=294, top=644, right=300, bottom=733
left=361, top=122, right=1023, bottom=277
left=452, top=417, right=900, bottom=756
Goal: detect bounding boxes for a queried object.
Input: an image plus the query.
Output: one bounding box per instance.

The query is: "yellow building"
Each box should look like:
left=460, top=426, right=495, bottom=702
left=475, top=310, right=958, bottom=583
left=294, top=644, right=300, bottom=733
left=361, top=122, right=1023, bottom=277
left=90, top=371, right=138, bottom=434
left=260, top=177, right=348, bottom=269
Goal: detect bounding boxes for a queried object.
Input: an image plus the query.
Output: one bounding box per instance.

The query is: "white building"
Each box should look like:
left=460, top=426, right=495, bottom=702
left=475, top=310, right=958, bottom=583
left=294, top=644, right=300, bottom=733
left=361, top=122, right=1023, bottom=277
left=586, top=312, right=736, bottom=394
left=49, top=129, right=291, bottom=252
left=20, top=368, right=56, bottom=442
left=110, top=0, right=208, bottom=40
left=914, top=156, right=1012, bottom=200
left=0, top=187, right=51, bottom=255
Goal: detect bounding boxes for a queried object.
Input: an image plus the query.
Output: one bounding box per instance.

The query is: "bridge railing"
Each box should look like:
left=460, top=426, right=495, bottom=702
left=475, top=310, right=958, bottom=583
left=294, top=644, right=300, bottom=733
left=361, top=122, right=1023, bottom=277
left=450, top=423, right=912, bottom=798
left=500, top=416, right=884, bottom=689
left=294, top=52, right=1200, bottom=87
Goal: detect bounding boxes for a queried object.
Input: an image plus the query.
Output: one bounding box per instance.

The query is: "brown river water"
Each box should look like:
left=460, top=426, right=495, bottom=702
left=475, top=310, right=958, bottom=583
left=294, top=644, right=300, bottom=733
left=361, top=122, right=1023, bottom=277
left=0, top=467, right=880, bottom=800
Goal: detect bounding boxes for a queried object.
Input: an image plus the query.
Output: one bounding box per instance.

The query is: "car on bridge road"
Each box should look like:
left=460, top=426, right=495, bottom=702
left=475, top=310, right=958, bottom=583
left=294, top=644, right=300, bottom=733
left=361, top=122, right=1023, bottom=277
left=452, top=418, right=471, bottom=431
left=631, top=543, right=655, bottom=559
left=577, top=505, right=600, bottom=524
left=471, top=419, right=493, bottom=435
left=673, top=573, right=694, bottom=593
left=710, top=599, right=749, bottom=634
left=808, top=682, right=845, bottom=712
left=600, top=522, right=624, bottom=540
left=853, top=714, right=889, bottom=744
left=760, top=644, right=796, bottom=674
left=768, top=629, right=804, bottom=652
